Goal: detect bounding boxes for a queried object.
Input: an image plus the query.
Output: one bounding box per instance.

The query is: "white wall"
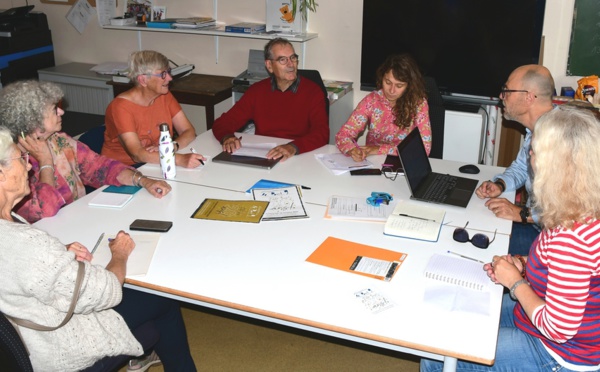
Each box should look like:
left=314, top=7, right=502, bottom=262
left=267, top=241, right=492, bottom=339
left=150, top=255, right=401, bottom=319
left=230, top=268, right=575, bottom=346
left=3, top=0, right=580, bottom=130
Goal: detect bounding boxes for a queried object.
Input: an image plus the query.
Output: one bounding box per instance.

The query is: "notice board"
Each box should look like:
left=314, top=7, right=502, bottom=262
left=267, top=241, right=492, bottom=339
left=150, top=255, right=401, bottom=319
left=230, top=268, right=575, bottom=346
left=567, top=0, right=600, bottom=76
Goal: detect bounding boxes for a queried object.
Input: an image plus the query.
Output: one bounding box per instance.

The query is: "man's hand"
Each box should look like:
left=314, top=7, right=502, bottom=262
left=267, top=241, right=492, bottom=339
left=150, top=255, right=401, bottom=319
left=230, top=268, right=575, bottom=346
left=222, top=136, right=242, bottom=153
left=485, top=198, right=521, bottom=221
left=476, top=181, right=503, bottom=199
left=266, top=144, right=296, bottom=161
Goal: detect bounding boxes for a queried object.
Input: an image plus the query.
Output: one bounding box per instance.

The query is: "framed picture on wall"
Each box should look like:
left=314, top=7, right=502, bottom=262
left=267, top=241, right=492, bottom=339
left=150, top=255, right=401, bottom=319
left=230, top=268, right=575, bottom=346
left=151, top=6, right=166, bottom=21
left=124, top=0, right=152, bottom=23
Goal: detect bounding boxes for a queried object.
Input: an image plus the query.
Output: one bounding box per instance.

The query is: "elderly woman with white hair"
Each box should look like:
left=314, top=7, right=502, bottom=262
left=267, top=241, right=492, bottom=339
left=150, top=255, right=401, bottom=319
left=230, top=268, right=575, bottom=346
left=0, top=80, right=172, bottom=223
left=0, top=127, right=196, bottom=371
left=102, top=50, right=205, bottom=168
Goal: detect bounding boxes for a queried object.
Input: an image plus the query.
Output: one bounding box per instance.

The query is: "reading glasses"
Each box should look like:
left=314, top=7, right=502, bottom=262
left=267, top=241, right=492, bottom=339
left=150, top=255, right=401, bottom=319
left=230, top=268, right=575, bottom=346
left=147, top=68, right=172, bottom=79
left=453, top=222, right=496, bottom=249
left=5, top=151, right=29, bottom=164
left=271, top=54, right=299, bottom=65
left=499, top=85, right=536, bottom=99
left=382, top=166, right=401, bottom=181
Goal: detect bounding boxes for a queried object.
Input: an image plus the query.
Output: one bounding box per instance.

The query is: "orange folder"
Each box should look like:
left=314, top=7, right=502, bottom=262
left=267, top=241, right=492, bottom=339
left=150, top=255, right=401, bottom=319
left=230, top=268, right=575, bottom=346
left=306, top=237, right=408, bottom=281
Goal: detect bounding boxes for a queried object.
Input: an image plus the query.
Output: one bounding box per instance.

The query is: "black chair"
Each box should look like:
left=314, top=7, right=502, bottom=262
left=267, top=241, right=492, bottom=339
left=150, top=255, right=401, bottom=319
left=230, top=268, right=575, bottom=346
left=78, top=124, right=106, bottom=154
left=424, top=77, right=445, bottom=159
left=298, top=69, right=329, bottom=118
left=0, top=312, right=34, bottom=372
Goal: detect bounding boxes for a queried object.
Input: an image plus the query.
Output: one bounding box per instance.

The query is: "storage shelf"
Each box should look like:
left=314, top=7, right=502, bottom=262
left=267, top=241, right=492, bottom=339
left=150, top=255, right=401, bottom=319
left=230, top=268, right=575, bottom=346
left=102, top=25, right=318, bottom=42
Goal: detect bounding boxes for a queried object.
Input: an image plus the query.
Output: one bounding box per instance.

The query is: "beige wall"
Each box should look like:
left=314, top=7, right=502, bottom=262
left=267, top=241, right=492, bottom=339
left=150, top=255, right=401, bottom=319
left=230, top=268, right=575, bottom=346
left=4, top=0, right=579, bottom=130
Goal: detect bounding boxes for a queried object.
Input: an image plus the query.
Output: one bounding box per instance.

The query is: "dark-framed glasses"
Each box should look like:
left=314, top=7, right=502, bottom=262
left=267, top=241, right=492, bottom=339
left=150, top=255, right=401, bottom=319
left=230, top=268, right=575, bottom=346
left=6, top=151, right=29, bottom=164
left=147, top=68, right=172, bottom=79
left=499, top=85, right=534, bottom=99
left=453, top=222, right=496, bottom=249
left=271, top=54, right=299, bottom=65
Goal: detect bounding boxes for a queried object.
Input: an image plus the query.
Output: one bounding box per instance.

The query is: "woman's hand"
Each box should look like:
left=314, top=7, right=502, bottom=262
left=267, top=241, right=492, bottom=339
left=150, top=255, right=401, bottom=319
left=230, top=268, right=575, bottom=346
left=66, top=242, right=93, bottom=262
left=18, top=135, right=53, bottom=165
left=109, top=231, right=135, bottom=259
left=487, top=255, right=523, bottom=289
left=347, top=146, right=380, bottom=162
left=175, top=153, right=206, bottom=168
left=139, top=177, right=172, bottom=198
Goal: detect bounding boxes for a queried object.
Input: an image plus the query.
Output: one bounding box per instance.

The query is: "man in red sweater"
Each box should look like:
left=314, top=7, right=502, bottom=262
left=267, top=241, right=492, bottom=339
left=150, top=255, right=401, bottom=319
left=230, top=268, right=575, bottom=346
left=212, top=38, right=329, bottom=161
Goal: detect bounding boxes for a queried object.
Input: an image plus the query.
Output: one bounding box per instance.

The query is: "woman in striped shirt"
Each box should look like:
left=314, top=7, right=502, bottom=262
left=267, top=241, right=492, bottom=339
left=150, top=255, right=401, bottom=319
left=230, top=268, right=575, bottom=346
left=422, top=105, right=600, bottom=371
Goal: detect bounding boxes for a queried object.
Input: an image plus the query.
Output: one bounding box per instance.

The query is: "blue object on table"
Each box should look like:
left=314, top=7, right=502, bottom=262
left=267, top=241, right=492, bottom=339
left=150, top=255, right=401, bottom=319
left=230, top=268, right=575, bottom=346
left=366, top=192, right=393, bottom=207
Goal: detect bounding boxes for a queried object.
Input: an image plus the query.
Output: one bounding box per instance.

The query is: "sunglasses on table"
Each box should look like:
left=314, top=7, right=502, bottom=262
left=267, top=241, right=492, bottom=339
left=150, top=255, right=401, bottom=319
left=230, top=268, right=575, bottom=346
left=453, top=222, right=496, bottom=249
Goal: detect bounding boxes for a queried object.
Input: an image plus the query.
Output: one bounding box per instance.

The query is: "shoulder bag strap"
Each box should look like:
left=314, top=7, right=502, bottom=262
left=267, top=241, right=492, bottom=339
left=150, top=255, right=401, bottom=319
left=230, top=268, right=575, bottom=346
left=6, top=260, right=85, bottom=331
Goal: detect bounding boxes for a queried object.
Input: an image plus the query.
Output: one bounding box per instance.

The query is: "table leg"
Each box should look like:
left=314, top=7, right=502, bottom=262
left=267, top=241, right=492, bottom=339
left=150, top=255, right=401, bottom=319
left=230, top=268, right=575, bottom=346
left=206, top=105, right=215, bottom=130
left=442, top=356, right=458, bottom=372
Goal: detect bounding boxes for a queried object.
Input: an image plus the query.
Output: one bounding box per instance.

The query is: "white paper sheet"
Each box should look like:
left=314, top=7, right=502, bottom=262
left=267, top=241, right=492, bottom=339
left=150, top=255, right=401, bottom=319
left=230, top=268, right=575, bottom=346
left=92, top=234, right=160, bottom=276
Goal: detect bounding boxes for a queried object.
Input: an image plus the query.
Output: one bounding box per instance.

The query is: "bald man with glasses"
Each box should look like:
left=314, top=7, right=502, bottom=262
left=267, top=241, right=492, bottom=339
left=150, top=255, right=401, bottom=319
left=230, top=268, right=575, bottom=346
left=212, top=38, right=329, bottom=161
left=476, top=64, right=555, bottom=255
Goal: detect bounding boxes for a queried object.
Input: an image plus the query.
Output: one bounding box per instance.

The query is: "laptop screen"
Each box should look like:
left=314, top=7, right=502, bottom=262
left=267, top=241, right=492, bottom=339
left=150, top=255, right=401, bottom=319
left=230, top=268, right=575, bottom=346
left=397, top=128, right=432, bottom=193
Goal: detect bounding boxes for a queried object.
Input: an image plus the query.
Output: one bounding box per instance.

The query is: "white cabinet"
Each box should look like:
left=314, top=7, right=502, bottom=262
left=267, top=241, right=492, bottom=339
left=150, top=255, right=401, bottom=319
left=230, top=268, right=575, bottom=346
left=443, top=110, right=485, bottom=164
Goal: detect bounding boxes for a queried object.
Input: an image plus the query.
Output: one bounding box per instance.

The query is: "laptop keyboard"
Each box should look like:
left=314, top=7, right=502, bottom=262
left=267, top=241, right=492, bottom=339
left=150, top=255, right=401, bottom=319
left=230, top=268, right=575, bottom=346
left=422, top=174, right=457, bottom=202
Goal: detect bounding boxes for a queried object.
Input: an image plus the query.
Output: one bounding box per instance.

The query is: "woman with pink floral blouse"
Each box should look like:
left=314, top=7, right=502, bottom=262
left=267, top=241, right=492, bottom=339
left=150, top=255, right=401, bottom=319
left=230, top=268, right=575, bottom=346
left=0, top=80, right=172, bottom=223
left=335, top=54, right=432, bottom=161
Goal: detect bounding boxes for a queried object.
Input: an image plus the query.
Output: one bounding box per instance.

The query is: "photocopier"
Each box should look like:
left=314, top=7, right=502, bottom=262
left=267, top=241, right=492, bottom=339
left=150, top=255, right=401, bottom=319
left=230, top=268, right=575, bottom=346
left=0, top=5, right=55, bottom=87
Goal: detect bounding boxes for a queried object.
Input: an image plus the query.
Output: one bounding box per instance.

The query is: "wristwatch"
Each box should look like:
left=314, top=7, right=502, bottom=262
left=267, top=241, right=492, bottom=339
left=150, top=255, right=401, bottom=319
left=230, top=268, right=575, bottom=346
left=519, top=206, right=530, bottom=223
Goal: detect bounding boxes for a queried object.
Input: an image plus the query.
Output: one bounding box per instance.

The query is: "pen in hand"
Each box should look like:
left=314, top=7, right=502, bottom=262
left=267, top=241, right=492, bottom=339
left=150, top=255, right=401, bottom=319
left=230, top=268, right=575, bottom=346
left=190, top=148, right=205, bottom=165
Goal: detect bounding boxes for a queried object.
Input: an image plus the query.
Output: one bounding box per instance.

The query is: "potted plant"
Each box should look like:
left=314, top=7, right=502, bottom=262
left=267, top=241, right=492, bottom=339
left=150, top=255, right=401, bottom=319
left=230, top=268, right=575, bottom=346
left=291, top=0, right=318, bottom=21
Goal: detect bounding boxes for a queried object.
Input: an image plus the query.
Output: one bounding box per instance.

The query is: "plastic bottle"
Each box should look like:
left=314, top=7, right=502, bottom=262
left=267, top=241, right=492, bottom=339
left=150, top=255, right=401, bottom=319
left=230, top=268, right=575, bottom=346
left=158, top=123, right=176, bottom=179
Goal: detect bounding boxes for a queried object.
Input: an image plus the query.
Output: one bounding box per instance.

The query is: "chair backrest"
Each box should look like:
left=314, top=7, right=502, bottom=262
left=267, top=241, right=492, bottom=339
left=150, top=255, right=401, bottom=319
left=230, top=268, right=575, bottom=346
left=78, top=125, right=106, bottom=155
left=298, top=69, right=330, bottom=118
left=423, top=77, right=445, bottom=159
left=0, top=312, right=34, bottom=372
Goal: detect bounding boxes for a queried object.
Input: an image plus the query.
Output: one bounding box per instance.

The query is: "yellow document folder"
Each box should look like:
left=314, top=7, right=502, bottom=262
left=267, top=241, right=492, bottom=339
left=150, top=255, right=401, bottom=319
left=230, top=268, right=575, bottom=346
left=191, top=199, right=269, bottom=223
left=306, top=237, right=408, bottom=281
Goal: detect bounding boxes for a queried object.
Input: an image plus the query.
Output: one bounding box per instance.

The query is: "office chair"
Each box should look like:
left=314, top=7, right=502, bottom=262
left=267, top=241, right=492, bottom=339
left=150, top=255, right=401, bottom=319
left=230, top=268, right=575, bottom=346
left=0, top=311, right=34, bottom=372
left=298, top=69, right=329, bottom=118
left=78, top=124, right=106, bottom=154
left=423, top=77, right=445, bottom=159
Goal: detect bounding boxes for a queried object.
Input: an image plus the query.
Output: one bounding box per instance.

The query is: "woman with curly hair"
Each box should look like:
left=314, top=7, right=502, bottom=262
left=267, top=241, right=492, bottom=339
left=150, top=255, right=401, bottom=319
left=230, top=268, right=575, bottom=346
left=335, top=53, right=431, bottom=161
left=0, top=80, right=171, bottom=223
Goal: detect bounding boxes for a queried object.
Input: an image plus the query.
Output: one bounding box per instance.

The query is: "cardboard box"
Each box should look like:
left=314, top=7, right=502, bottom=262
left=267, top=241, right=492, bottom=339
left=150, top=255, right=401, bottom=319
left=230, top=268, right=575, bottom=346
left=266, top=0, right=305, bottom=34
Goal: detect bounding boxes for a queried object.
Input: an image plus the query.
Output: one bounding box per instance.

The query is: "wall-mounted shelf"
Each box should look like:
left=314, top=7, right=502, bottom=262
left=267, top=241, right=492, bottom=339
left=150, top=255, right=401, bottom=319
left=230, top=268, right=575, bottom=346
left=102, top=25, right=318, bottom=43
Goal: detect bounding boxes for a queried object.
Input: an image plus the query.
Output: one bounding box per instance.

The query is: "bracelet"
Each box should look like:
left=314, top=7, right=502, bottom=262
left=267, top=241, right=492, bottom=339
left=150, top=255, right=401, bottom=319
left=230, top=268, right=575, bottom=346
left=131, top=171, right=141, bottom=186
left=493, top=179, right=506, bottom=193
left=173, top=141, right=179, bottom=152
left=514, top=254, right=527, bottom=278
left=509, top=278, right=530, bottom=301
left=39, top=164, right=54, bottom=173
left=134, top=173, right=145, bottom=187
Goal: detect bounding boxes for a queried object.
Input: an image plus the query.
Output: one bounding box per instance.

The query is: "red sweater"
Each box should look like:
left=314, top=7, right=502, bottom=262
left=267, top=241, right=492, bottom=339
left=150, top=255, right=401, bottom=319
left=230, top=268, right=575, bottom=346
left=212, top=77, right=329, bottom=154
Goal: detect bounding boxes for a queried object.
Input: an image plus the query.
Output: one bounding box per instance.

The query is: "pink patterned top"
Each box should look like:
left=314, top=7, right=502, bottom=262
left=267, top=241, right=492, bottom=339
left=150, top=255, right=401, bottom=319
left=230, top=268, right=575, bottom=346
left=14, top=132, right=131, bottom=223
left=335, top=90, right=432, bottom=156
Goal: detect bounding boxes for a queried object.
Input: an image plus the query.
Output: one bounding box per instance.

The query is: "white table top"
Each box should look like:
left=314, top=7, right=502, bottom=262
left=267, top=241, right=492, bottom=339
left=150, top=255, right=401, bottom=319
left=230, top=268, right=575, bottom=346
left=139, top=131, right=514, bottom=236
left=33, top=130, right=517, bottom=369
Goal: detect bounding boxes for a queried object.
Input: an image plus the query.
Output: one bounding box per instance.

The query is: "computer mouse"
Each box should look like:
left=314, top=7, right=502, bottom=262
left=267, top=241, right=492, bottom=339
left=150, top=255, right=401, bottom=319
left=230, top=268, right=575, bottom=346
left=459, top=164, right=480, bottom=174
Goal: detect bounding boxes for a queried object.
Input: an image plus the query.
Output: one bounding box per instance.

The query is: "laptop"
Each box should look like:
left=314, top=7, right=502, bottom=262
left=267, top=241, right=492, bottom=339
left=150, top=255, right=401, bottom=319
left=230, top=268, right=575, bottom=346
left=232, top=50, right=270, bottom=86
left=397, top=127, right=478, bottom=208
left=212, top=151, right=280, bottom=170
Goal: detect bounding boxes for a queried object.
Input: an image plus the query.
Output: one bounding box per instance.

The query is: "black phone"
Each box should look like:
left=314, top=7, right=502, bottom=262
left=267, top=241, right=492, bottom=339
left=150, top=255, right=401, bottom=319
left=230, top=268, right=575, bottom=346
left=350, top=169, right=382, bottom=176
left=130, top=219, right=173, bottom=232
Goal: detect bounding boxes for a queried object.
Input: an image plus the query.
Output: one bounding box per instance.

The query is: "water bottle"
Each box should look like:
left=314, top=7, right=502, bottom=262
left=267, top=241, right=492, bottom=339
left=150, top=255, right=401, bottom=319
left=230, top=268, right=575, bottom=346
left=158, top=123, right=176, bottom=179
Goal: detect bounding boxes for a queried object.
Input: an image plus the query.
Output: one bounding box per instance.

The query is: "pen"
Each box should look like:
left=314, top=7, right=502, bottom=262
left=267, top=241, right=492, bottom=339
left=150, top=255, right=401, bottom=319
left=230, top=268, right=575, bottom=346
left=91, top=233, right=104, bottom=254
left=351, top=138, right=360, bottom=149
left=301, top=185, right=311, bottom=190
left=190, top=147, right=205, bottom=165
left=381, top=164, right=394, bottom=167
left=398, top=214, right=435, bottom=222
left=447, top=250, right=485, bottom=264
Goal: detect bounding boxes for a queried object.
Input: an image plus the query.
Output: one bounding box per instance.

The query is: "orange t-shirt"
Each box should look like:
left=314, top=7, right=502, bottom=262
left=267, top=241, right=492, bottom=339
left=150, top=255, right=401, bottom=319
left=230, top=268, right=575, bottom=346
left=102, top=92, right=182, bottom=165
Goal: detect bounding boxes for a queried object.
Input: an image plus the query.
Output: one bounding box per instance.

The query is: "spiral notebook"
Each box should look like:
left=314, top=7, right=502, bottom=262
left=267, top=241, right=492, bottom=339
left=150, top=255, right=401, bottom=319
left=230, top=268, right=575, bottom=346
left=424, top=254, right=490, bottom=291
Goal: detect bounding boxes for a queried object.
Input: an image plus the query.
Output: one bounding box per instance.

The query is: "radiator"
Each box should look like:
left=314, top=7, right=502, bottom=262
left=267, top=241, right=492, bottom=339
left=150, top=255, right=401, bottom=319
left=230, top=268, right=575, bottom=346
left=51, top=82, right=112, bottom=115
left=38, top=63, right=114, bottom=116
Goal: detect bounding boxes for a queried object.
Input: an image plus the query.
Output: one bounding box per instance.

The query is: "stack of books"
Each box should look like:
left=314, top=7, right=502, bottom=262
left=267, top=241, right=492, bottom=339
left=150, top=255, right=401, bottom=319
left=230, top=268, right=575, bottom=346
left=172, top=17, right=216, bottom=29
left=225, top=22, right=266, bottom=34
left=323, top=80, right=353, bottom=102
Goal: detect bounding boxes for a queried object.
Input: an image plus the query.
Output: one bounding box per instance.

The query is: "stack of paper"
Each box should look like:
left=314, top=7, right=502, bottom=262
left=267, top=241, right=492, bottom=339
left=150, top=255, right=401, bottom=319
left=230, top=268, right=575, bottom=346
left=252, top=186, right=309, bottom=221
left=315, top=153, right=374, bottom=175
left=325, top=195, right=395, bottom=222
left=173, top=17, right=216, bottom=29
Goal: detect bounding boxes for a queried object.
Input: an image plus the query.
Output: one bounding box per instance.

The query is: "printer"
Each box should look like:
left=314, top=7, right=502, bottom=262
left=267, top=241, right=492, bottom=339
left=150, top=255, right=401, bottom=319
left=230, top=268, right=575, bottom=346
left=233, top=49, right=270, bottom=87
left=0, top=5, right=55, bottom=86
